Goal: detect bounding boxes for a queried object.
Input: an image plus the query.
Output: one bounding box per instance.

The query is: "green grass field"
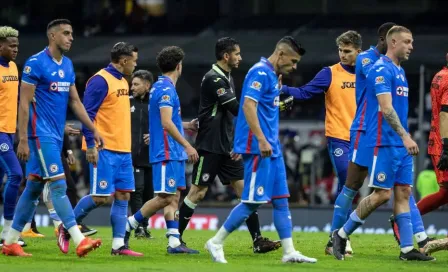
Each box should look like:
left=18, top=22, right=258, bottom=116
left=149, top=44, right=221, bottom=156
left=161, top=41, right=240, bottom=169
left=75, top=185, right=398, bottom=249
left=1, top=227, right=448, bottom=271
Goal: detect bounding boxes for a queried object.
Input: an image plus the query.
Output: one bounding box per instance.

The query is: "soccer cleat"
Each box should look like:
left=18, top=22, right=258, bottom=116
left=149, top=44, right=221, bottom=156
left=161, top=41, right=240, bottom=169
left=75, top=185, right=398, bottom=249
left=324, top=239, right=333, bottom=255
left=422, top=237, right=448, bottom=255
left=345, top=239, right=354, bottom=256
left=253, top=236, right=281, bottom=253
left=167, top=243, right=199, bottom=254
left=134, top=226, right=152, bottom=239
left=79, top=224, right=97, bottom=237
left=389, top=215, right=401, bottom=246
left=282, top=251, right=317, bottom=263
left=1, top=238, right=28, bottom=248
left=205, top=239, right=227, bottom=263
left=331, top=229, right=347, bottom=261
left=76, top=237, right=102, bottom=257
left=57, top=224, right=70, bottom=254
left=399, top=248, right=435, bottom=261
left=111, top=246, right=143, bottom=257
left=1, top=243, right=32, bottom=257
left=21, top=228, right=45, bottom=238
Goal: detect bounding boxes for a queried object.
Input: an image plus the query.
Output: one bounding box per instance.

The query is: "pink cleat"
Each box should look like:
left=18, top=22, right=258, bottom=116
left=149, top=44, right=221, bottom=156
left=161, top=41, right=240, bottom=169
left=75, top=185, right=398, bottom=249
left=57, top=224, right=70, bottom=254
left=111, top=246, right=143, bottom=257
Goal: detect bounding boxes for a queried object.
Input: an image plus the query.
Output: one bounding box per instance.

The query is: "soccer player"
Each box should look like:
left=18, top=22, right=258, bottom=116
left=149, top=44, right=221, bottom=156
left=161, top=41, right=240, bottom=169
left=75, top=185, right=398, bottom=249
left=205, top=36, right=317, bottom=264
left=326, top=22, right=396, bottom=254
left=130, top=69, right=154, bottom=239
left=177, top=37, right=283, bottom=253
left=0, top=26, right=24, bottom=246
left=2, top=19, right=102, bottom=257
left=280, top=30, right=362, bottom=254
left=125, top=46, right=199, bottom=254
left=69, top=42, right=142, bottom=256
left=331, top=26, right=433, bottom=261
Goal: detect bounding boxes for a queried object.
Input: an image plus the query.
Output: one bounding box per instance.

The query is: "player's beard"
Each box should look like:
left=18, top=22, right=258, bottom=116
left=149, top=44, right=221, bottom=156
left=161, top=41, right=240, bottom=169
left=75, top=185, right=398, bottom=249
left=57, top=44, right=69, bottom=54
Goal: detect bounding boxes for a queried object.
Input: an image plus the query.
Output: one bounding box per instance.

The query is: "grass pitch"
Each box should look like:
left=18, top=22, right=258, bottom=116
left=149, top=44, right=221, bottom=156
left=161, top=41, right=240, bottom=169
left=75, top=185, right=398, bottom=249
left=1, top=227, right=448, bottom=271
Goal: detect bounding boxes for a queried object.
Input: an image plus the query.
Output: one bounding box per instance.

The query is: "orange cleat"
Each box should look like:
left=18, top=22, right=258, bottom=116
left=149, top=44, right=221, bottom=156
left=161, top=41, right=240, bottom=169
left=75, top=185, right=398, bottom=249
left=21, top=229, right=45, bottom=238
left=76, top=237, right=102, bottom=257
left=2, top=243, right=32, bottom=257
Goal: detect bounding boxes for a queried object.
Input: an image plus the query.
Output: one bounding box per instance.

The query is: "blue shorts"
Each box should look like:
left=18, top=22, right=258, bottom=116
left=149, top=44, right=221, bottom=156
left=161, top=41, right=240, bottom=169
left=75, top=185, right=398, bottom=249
left=348, top=130, right=370, bottom=167
left=26, top=137, right=64, bottom=180
left=327, top=137, right=350, bottom=193
left=90, top=150, right=135, bottom=196
left=241, top=155, right=290, bottom=204
left=367, top=146, right=413, bottom=189
left=152, top=160, right=186, bottom=194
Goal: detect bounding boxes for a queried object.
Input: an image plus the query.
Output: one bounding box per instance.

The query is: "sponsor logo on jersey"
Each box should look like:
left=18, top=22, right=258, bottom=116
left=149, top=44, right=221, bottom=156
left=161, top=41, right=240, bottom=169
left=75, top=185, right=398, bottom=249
left=2, top=75, right=19, bottom=83
left=162, top=95, right=170, bottom=102
left=375, top=76, right=385, bottom=84
left=362, top=58, right=371, bottom=66
left=24, top=66, right=32, bottom=74
left=216, top=88, right=226, bottom=96
left=116, top=88, right=129, bottom=97
left=250, top=81, right=262, bottom=91
left=341, top=81, right=355, bottom=89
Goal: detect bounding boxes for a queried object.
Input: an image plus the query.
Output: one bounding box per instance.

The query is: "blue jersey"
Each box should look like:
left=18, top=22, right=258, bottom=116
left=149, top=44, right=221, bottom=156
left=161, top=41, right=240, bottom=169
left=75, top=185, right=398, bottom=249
left=21, top=48, right=75, bottom=141
left=351, top=46, right=381, bottom=132
left=365, top=55, right=409, bottom=147
left=149, top=76, right=187, bottom=163
left=234, top=57, right=281, bottom=157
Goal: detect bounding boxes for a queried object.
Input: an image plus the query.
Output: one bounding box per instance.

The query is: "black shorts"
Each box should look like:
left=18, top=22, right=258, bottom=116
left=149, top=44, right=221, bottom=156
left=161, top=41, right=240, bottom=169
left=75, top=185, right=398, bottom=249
left=191, top=150, right=244, bottom=186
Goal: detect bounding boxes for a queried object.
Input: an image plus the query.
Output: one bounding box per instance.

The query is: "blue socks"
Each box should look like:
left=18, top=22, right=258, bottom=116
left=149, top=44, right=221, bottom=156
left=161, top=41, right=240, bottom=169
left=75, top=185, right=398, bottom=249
left=11, top=180, right=43, bottom=231
left=223, top=203, right=260, bottom=233
left=50, top=180, right=77, bottom=229
left=272, top=198, right=292, bottom=239
left=331, top=186, right=357, bottom=232
left=111, top=199, right=128, bottom=238
left=74, top=195, right=97, bottom=223
left=409, top=195, right=425, bottom=234
left=342, top=211, right=365, bottom=236
left=134, top=210, right=145, bottom=223
left=395, top=212, right=413, bottom=248
left=166, top=220, right=180, bottom=238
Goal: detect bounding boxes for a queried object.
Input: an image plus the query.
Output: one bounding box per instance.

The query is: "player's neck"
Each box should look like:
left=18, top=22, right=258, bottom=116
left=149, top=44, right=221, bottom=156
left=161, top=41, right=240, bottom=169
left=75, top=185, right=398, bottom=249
left=48, top=45, right=63, bottom=61
left=386, top=52, right=400, bottom=66
left=111, top=63, right=125, bottom=74
left=216, top=61, right=231, bottom=73
left=162, top=72, right=178, bottom=86
left=267, top=55, right=279, bottom=74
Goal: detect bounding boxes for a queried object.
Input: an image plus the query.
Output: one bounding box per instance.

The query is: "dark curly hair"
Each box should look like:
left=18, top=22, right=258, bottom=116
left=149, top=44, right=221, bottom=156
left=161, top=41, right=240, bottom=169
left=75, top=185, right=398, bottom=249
left=156, top=46, right=185, bottom=73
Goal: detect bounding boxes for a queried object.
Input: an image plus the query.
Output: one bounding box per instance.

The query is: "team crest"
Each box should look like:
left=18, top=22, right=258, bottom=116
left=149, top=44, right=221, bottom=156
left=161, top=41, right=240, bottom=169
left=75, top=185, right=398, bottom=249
left=49, top=82, right=58, bottom=91
left=162, top=95, right=170, bottom=102
left=24, top=66, right=32, bottom=74
left=168, top=178, right=176, bottom=187
left=375, top=76, right=385, bottom=84
left=361, top=58, right=370, bottom=66
left=334, top=148, right=344, bottom=157
left=377, top=172, right=386, bottom=182
left=202, top=173, right=210, bottom=182
left=257, top=186, right=264, bottom=196
left=0, top=143, right=9, bottom=152
left=216, top=88, right=226, bottom=96
left=49, top=164, right=59, bottom=173
left=99, top=180, right=108, bottom=189
left=250, top=81, right=262, bottom=91
left=58, top=69, right=65, bottom=78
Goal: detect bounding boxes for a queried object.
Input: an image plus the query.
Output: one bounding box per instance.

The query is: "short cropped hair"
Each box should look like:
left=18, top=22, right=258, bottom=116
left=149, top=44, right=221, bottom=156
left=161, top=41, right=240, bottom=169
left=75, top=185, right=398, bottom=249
left=132, top=70, right=154, bottom=85
left=0, top=26, right=19, bottom=42
left=377, top=22, right=396, bottom=37
left=215, top=37, right=239, bottom=61
left=47, top=19, right=72, bottom=31
left=110, top=42, right=138, bottom=63
left=276, top=36, right=306, bottom=56
left=386, top=25, right=412, bottom=41
left=156, top=46, right=185, bottom=73
left=336, top=30, right=362, bottom=49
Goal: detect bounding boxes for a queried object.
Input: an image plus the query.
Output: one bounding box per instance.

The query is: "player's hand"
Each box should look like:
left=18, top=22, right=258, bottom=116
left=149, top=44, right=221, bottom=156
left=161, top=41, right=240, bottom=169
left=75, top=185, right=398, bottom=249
left=17, top=140, right=30, bottom=162
left=230, top=150, right=242, bottom=161
left=437, top=139, right=448, bottom=170
left=143, top=134, right=150, bottom=145
left=277, top=74, right=283, bottom=91
left=64, top=124, right=80, bottom=136
left=86, top=147, right=98, bottom=164
left=279, top=96, right=294, bottom=111
left=259, top=138, right=273, bottom=158
left=93, top=129, right=104, bottom=150
left=187, top=118, right=199, bottom=132
left=66, top=151, right=76, bottom=165
left=185, top=145, right=199, bottom=164
left=403, top=135, right=419, bottom=156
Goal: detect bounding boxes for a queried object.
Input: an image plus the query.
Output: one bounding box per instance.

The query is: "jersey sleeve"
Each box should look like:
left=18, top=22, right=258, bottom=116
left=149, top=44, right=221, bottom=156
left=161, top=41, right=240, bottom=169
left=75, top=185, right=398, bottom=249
left=158, top=88, right=175, bottom=108
left=281, top=67, right=330, bottom=99
left=70, top=62, right=76, bottom=86
left=209, top=76, right=237, bottom=106
left=360, top=56, right=375, bottom=76
left=371, top=66, right=393, bottom=96
left=243, top=69, right=268, bottom=102
left=21, top=58, right=42, bottom=86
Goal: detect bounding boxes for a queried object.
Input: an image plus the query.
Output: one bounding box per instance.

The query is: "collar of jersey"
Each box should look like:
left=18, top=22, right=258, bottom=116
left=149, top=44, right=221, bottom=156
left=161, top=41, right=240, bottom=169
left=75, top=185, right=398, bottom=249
left=260, top=57, right=275, bottom=72
left=105, top=63, right=124, bottom=80
left=0, top=56, right=9, bottom=68
left=44, top=47, right=63, bottom=65
left=370, top=45, right=380, bottom=57
left=212, top=64, right=231, bottom=81
left=158, top=75, right=174, bottom=87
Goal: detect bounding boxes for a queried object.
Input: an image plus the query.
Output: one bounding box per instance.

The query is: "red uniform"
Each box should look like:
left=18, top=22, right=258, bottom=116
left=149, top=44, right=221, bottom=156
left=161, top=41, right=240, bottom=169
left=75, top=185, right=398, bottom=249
left=428, top=66, right=448, bottom=183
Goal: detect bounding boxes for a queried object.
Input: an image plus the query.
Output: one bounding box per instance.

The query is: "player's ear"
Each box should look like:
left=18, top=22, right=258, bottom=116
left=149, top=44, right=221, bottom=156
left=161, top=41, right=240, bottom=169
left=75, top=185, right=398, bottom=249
left=223, top=52, right=229, bottom=62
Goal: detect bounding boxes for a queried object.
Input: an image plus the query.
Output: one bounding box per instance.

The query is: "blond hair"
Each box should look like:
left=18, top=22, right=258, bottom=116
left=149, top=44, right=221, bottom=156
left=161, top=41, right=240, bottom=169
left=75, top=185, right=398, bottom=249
left=386, top=26, right=411, bottom=41
left=0, top=26, right=19, bottom=40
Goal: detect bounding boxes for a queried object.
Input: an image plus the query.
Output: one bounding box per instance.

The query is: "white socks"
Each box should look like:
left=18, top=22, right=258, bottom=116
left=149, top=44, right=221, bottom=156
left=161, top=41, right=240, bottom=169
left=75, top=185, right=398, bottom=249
left=338, top=228, right=348, bottom=239
left=1, top=219, right=12, bottom=239
left=68, top=225, right=84, bottom=246
left=5, top=228, right=20, bottom=245
left=126, top=216, right=139, bottom=232
left=401, top=246, right=413, bottom=254
left=22, top=222, right=31, bottom=232
left=281, top=237, right=295, bottom=255
left=212, top=227, right=229, bottom=245
left=184, top=197, right=197, bottom=209
left=414, top=232, right=428, bottom=243
left=112, top=238, right=125, bottom=250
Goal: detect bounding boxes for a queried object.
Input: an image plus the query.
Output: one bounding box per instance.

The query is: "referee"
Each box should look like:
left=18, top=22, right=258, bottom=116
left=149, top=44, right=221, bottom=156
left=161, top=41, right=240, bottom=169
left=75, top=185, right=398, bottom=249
left=178, top=37, right=291, bottom=253
left=130, top=70, right=154, bottom=239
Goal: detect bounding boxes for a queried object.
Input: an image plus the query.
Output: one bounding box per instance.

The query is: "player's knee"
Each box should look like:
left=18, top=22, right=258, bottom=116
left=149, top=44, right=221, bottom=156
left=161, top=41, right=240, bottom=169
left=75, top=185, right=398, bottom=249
left=374, top=188, right=392, bottom=203
left=395, top=185, right=411, bottom=199
left=92, top=195, right=109, bottom=206
left=188, top=185, right=207, bottom=203
left=156, top=193, right=176, bottom=207
left=49, top=180, right=67, bottom=197
left=115, top=191, right=131, bottom=201
left=272, top=197, right=289, bottom=211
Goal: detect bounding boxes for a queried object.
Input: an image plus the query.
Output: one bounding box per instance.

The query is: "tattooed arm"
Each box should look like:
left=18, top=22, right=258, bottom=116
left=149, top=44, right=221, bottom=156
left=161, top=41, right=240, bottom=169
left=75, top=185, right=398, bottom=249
left=377, top=94, right=419, bottom=155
